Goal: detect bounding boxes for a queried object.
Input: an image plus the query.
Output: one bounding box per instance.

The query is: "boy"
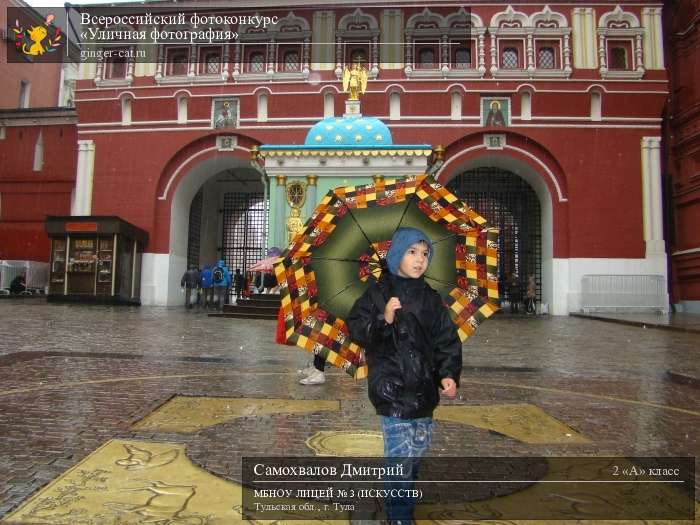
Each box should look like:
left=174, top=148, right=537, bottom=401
left=347, top=227, right=461, bottom=525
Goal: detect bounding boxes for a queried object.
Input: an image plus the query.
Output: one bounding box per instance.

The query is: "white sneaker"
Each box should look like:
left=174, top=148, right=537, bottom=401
left=299, top=369, right=325, bottom=385
left=297, top=364, right=316, bottom=377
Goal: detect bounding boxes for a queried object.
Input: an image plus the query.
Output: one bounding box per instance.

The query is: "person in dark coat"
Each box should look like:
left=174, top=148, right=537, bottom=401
left=346, top=227, right=461, bottom=525
left=508, top=273, right=521, bottom=314
left=199, top=264, right=213, bottom=309
left=233, top=269, right=244, bottom=302
left=10, top=273, right=27, bottom=295
left=180, top=265, right=200, bottom=309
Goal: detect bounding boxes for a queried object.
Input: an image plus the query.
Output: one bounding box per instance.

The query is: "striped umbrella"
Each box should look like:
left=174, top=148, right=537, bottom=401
left=274, top=174, right=499, bottom=379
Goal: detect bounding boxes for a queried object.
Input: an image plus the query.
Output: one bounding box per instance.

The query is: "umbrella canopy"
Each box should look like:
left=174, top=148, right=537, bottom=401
left=274, top=174, right=499, bottom=379
left=249, top=256, right=279, bottom=272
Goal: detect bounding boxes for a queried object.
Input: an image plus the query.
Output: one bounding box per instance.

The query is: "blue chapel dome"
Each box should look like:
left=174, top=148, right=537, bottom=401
left=304, top=116, right=393, bottom=148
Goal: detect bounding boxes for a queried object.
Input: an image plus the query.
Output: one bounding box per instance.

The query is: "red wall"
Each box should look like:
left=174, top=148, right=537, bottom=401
left=0, top=123, right=77, bottom=260
left=665, top=0, right=700, bottom=303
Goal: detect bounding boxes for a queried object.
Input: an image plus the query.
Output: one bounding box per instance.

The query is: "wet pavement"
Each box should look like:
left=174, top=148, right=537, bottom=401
left=0, top=299, right=698, bottom=523
left=572, top=312, right=700, bottom=334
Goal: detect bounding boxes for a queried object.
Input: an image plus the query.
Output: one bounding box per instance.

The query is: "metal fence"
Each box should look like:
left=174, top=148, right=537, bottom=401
left=0, top=260, right=49, bottom=294
left=580, top=274, right=667, bottom=313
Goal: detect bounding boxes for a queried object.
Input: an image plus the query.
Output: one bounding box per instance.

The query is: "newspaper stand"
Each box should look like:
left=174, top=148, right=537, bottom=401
left=45, top=216, right=148, bottom=304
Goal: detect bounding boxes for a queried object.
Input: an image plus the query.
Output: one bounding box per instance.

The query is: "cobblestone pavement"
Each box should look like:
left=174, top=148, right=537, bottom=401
left=0, top=299, right=698, bottom=521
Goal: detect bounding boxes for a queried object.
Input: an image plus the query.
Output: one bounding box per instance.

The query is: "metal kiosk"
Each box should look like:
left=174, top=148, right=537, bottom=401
left=45, top=216, right=148, bottom=304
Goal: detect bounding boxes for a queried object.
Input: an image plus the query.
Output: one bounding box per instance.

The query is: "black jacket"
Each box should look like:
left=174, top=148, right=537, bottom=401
left=346, top=273, right=462, bottom=419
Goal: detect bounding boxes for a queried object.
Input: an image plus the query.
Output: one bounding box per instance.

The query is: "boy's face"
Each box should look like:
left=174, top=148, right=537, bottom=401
left=397, top=241, right=430, bottom=279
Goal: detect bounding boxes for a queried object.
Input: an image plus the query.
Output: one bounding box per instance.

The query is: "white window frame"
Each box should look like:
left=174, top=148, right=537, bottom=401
left=597, top=6, right=645, bottom=79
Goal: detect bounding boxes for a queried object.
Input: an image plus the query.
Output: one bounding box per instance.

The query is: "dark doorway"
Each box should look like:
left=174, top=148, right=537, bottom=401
left=221, top=191, right=267, bottom=273
left=447, top=167, right=542, bottom=304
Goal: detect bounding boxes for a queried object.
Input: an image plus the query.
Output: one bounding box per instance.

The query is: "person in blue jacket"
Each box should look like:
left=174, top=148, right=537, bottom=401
left=199, top=264, right=213, bottom=309
left=212, top=259, right=232, bottom=310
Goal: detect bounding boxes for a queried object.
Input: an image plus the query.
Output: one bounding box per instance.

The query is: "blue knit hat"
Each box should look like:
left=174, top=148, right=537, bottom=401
left=386, top=227, right=433, bottom=276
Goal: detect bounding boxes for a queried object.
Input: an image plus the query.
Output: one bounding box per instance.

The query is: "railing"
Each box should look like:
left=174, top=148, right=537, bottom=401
left=0, top=260, right=49, bottom=295
left=580, top=274, right=667, bottom=313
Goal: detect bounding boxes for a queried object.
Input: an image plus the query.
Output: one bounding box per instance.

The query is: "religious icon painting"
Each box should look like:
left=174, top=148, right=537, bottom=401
left=211, top=97, right=239, bottom=129
left=481, top=97, right=510, bottom=127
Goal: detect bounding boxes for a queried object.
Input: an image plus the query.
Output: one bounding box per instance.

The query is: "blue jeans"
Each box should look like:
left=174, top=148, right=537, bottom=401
left=381, top=416, right=433, bottom=521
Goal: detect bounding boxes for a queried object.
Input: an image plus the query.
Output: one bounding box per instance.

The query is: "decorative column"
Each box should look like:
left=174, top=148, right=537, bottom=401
left=221, top=43, right=230, bottom=81
left=563, top=33, right=572, bottom=74
left=276, top=175, right=287, bottom=248
left=232, top=42, right=241, bottom=78
left=489, top=32, right=498, bottom=76
left=305, top=175, right=318, bottom=220
left=440, top=35, right=449, bottom=77
left=72, top=140, right=96, bottom=216
left=370, top=35, right=379, bottom=77
left=335, top=36, right=343, bottom=79
left=302, top=38, right=310, bottom=78
left=188, top=45, right=197, bottom=78
left=404, top=36, right=413, bottom=75
left=526, top=33, right=535, bottom=74
left=598, top=33, right=607, bottom=75
left=478, top=33, right=486, bottom=75
left=635, top=33, right=645, bottom=74
left=641, top=137, right=665, bottom=257
left=155, top=45, right=164, bottom=79
left=267, top=39, right=277, bottom=76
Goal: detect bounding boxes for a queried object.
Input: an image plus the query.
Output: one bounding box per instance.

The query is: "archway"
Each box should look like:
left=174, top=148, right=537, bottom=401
left=440, top=152, right=556, bottom=313
left=142, top=152, right=266, bottom=306
left=447, top=167, right=542, bottom=307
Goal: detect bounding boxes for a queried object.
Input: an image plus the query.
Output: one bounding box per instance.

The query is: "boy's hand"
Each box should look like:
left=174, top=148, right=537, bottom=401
left=384, top=297, right=402, bottom=324
left=440, top=377, right=457, bottom=398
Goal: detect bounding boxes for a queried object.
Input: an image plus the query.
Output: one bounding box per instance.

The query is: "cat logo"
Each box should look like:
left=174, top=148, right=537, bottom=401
left=12, top=13, right=63, bottom=58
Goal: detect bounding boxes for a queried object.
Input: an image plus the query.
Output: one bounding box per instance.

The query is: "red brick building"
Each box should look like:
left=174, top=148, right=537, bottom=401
left=2, top=0, right=697, bottom=313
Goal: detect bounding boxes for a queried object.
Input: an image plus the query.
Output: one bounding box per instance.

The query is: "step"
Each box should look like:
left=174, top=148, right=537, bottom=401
left=238, top=299, right=282, bottom=308
left=247, top=294, right=281, bottom=302
left=222, top=305, right=278, bottom=315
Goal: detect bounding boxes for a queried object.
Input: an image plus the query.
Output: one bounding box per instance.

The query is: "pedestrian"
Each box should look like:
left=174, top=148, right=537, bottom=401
left=212, top=259, right=232, bottom=310
left=525, top=274, right=537, bottom=314
left=233, top=268, right=244, bottom=303
left=263, top=271, right=277, bottom=294
left=508, top=273, right=521, bottom=314
left=199, top=264, right=213, bottom=309
left=10, top=272, right=27, bottom=295
left=180, top=265, right=200, bottom=309
left=298, top=354, right=326, bottom=385
left=346, top=227, right=461, bottom=525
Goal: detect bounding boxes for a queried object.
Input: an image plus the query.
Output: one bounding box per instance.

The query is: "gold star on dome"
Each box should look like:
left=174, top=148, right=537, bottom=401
left=355, top=134, right=363, bottom=142
left=365, top=124, right=373, bottom=131
left=334, top=134, right=343, bottom=142
left=345, top=124, right=353, bottom=130
left=325, top=125, right=334, bottom=131
left=375, top=134, right=383, bottom=141
left=314, top=135, right=323, bottom=142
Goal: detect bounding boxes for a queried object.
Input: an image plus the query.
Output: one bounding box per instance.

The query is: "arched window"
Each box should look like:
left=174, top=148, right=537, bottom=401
left=200, top=48, right=221, bottom=75
left=501, top=47, right=519, bottom=69
left=350, top=48, right=367, bottom=64
left=167, top=49, right=189, bottom=76
left=283, top=50, right=300, bottom=72
left=454, top=47, right=471, bottom=69
left=389, top=91, right=401, bottom=120
left=249, top=52, right=265, bottom=73
left=590, top=90, right=602, bottom=121
left=609, top=47, right=628, bottom=69
left=177, top=95, right=188, bottom=124
left=106, top=53, right=127, bottom=79
left=418, top=47, right=435, bottom=68
left=538, top=47, right=555, bottom=69
left=323, top=92, right=334, bottom=118
left=257, top=93, right=268, bottom=122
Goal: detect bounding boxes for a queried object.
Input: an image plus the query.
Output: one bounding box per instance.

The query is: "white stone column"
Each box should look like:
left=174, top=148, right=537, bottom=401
left=641, top=137, right=665, bottom=257
left=72, top=140, right=95, bottom=215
